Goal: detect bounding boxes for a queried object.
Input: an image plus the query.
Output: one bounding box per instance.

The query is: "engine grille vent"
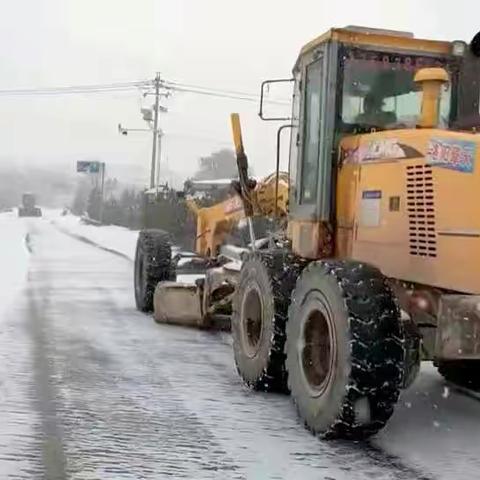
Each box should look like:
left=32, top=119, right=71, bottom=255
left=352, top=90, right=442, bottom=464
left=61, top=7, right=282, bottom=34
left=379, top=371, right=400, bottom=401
left=406, top=165, right=437, bottom=257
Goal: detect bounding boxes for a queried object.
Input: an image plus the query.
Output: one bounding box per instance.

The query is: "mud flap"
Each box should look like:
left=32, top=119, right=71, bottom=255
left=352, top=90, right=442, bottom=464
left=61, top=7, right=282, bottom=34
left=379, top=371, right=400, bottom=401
left=435, top=295, right=480, bottom=360
left=401, top=311, right=421, bottom=389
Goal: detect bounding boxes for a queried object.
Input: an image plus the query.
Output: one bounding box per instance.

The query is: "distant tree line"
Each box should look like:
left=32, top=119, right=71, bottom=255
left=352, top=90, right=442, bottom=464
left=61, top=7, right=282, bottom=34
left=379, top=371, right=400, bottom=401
left=192, top=149, right=238, bottom=180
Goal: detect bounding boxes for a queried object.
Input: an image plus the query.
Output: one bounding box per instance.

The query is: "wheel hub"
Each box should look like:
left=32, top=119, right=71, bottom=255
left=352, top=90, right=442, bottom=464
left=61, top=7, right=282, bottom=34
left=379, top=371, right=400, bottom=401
left=300, top=303, right=335, bottom=395
left=241, top=286, right=264, bottom=358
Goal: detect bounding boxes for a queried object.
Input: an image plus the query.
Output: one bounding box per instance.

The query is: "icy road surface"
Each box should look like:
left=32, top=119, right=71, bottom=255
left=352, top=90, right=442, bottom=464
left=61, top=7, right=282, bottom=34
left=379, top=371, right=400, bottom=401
left=1, top=213, right=480, bottom=479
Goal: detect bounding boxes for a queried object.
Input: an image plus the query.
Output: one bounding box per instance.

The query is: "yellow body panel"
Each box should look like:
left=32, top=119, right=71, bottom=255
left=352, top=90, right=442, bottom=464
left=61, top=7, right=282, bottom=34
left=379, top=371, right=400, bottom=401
left=187, top=196, right=244, bottom=257
left=186, top=173, right=289, bottom=258
left=336, top=129, right=480, bottom=294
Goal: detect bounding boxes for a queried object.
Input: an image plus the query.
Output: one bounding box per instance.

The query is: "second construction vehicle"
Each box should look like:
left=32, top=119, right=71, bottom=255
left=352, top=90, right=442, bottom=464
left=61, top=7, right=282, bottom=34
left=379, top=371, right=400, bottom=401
left=18, top=193, right=42, bottom=217
left=134, top=26, right=480, bottom=439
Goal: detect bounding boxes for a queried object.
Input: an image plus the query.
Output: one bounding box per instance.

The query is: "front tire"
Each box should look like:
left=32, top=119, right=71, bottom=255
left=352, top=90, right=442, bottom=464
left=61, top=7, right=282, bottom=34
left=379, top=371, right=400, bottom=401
left=286, top=260, right=405, bottom=439
left=134, top=229, right=173, bottom=312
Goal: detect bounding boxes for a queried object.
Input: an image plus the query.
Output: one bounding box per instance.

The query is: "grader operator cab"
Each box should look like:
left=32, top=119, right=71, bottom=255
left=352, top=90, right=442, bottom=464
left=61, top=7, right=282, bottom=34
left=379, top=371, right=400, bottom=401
left=134, top=26, right=480, bottom=439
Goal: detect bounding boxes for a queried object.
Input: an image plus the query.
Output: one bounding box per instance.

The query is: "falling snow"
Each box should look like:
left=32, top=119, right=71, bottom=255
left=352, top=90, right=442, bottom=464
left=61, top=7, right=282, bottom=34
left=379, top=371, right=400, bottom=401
left=442, top=386, right=450, bottom=399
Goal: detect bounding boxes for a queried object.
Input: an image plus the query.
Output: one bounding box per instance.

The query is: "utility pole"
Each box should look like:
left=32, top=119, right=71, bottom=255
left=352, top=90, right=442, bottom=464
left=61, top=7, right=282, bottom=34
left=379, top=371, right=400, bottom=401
left=99, top=162, right=106, bottom=223
left=155, top=129, right=163, bottom=194
left=118, top=72, right=169, bottom=190
left=150, top=72, right=161, bottom=189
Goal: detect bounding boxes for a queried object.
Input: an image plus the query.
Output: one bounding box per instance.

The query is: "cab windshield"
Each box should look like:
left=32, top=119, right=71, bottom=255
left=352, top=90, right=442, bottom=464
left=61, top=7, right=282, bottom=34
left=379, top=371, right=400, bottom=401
left=341, top=49, right=452, bottom=131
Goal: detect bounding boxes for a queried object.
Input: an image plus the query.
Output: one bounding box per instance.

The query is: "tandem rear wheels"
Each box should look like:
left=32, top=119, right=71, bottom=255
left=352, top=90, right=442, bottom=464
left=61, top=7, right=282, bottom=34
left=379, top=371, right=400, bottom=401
left=232, top=257, right=407, bottom=439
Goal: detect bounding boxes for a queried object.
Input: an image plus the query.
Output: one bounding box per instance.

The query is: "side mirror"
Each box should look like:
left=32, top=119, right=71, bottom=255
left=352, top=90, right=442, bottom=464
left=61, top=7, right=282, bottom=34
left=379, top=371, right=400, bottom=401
left=259, top=78, right=294, bottom=121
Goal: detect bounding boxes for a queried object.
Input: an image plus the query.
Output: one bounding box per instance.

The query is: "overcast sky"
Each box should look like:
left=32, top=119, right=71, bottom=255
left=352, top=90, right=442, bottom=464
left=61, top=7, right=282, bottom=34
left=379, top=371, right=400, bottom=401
left=0, top=0, right=478, bottom=186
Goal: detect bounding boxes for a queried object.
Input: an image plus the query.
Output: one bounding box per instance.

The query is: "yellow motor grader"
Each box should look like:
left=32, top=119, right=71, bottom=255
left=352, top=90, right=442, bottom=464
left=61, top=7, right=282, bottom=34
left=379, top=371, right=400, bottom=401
left=134, top=25, right=480, bottom=439
left=134, top=170, right=289, bottom=327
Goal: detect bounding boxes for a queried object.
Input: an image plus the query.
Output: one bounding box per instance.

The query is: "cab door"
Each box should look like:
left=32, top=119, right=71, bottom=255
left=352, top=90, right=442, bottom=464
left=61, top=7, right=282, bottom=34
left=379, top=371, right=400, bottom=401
left=289, top=41, right=338, bottom=258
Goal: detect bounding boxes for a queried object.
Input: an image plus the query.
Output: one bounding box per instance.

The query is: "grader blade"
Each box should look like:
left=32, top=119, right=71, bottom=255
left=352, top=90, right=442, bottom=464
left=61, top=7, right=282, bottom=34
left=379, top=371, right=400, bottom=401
left=153, top=282, right=207, bottom=328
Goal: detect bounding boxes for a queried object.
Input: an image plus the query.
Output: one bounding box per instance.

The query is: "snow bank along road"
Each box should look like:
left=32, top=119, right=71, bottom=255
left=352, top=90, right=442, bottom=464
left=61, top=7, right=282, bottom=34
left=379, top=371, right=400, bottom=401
left=1, top=212, right=480, bottom=480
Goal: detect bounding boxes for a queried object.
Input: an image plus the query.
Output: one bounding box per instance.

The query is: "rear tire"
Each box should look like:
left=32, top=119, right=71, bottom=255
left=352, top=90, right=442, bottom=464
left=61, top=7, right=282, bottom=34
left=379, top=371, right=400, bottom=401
left=134, top=229, right=174, bottom=312
left=232, top=251, right=305, bottom=392
left=286, top=260, right=405, bottom=439
left=437, top=360, right=480, bottom=391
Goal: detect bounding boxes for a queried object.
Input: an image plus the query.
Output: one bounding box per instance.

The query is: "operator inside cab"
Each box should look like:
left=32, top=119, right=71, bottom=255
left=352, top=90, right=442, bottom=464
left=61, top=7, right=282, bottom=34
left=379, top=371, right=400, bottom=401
left=355, top=92, right=396, bottom=128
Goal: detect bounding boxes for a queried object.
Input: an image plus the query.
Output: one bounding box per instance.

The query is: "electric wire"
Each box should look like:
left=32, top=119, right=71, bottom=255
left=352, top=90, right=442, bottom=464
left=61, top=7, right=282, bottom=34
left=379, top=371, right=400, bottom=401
left=0, top=78, right=290, bottom=104
left=162, top=80, right=290, bottom=105
left=0, top=80, right=151, bottom=96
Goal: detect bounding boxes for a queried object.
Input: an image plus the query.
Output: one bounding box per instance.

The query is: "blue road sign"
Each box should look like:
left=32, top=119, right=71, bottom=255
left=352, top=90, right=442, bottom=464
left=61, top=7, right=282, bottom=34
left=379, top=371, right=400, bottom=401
left=77, top=161, right=101, bottom=173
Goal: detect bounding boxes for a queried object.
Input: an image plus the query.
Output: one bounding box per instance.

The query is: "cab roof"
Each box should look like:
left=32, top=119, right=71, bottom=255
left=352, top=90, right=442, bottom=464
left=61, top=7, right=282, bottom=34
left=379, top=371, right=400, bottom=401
left=295, top=26, right=452, bottom=69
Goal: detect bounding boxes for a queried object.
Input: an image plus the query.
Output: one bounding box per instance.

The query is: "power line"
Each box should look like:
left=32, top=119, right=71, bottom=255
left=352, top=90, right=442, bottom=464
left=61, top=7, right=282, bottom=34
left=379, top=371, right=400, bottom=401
left=164, top=81, right=258, bottom=99
left=0, top=80, right=151, bottom=96
left=0, top=77, right=290, bottom=105
left=166, top=85, right=259, bottom=103
left=162, top=80, right=290, bottom=105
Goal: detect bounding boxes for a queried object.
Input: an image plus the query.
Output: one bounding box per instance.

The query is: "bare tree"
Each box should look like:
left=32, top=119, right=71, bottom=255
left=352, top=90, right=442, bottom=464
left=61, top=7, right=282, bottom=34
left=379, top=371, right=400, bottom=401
left=193, top=149, right=238, bottom=180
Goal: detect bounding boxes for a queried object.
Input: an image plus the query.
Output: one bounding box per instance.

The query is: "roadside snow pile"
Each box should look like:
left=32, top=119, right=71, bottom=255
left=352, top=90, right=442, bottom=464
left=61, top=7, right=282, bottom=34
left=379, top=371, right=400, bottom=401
left=51, top=213, right=138, bottom=261
left=51, top=213, right=204, bottom=285
left=0, top=212, right=29, bottom=319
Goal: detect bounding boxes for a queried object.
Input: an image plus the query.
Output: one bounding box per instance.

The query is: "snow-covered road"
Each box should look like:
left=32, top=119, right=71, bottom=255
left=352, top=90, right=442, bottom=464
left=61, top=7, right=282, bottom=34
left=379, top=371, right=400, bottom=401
left=1, top=212, right=480, bottom=479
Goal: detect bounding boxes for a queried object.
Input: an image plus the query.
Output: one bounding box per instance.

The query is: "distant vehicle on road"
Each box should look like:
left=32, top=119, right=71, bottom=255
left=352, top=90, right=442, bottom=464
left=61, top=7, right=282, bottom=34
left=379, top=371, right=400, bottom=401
left=18, top=193, right=42, bottom=217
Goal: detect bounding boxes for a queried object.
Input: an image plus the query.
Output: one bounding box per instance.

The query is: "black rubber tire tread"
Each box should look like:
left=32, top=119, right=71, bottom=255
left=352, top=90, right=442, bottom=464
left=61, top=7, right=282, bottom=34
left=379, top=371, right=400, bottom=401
left=134, top=229, right=174, bottom=312
left=286, top=260, right=406, bottom=440
left=232, top=250, right=306, bottom=392
left=437, top=361, right=480, bottom=391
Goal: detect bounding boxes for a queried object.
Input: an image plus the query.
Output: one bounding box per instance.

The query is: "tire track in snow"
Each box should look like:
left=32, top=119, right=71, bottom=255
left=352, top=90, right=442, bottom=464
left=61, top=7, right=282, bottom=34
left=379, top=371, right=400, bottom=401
left=25, top=223, right=243, bottom=478
left=26, top=271, right=68, bottom=480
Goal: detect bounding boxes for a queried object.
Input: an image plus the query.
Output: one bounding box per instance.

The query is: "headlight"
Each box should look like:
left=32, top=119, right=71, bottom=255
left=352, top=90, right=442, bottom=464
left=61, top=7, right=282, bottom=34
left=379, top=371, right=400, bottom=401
left=452, top=40, right=467, bottom=57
